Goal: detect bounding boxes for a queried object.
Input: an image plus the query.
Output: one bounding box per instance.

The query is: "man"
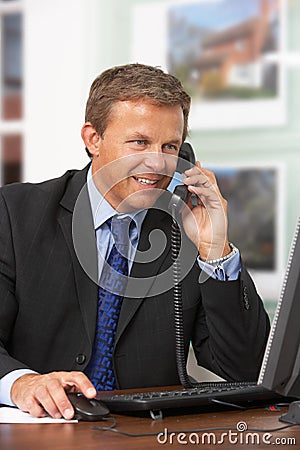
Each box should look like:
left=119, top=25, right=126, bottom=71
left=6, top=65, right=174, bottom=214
left=0, top=63, right=270, bottom=420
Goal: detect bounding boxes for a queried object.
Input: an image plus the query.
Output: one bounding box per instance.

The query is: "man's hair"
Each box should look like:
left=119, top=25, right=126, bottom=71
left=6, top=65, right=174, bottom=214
left=85, top=63, right=191, bottom=157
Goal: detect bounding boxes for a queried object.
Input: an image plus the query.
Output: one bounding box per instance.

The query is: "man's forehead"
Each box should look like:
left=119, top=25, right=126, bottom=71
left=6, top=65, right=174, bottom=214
left=109, top=98, right=183, bottom=114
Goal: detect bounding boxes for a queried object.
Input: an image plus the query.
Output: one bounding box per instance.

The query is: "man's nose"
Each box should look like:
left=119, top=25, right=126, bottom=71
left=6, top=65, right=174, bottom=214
left=143, top=149, right=166, bottom=173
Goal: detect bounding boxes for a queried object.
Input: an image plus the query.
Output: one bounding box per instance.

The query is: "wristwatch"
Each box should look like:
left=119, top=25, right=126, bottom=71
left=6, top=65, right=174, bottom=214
left=204, top=243, right=238, bottom=265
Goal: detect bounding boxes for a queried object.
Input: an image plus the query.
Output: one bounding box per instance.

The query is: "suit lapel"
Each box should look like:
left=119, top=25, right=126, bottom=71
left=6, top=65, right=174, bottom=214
left=115, top=206, right=172, bottom=344
left=57, top=170, right=174, bottom=347
left=58, top=166, right=98, bottom=345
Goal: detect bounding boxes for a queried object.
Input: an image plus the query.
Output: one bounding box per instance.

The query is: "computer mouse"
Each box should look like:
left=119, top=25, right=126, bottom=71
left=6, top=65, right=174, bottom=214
left=67, top=393, right=110, bottom=421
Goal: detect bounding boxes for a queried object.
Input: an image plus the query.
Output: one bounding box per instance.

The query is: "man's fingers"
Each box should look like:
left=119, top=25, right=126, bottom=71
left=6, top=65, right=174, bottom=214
left=183, top=167, right=221, bottom=201
left=43, top=371, right=96, bottom=419
left=183, top=166, right=226, bottom=211
left=62, top=371, right=96, bottom=399
left=22, top=395, right=48, bottom=418
left=34, top=384, right=64, bottom=419
left=36, top=379, right=75, bottom=419
left=183, top=174, right=212, bottom=188
left=11, top=371, right=96, bottom=419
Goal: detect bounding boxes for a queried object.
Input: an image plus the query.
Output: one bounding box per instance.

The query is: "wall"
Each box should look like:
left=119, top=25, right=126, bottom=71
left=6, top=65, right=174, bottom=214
left=88, top=0, right=300, bottom=305
left=24, top=0, right=100, bottom=182
left=23, top=0, right=300, bottom=303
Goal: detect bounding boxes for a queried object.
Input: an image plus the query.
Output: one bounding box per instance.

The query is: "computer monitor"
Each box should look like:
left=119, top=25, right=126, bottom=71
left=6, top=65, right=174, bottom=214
left=258, top=216, right=300, bottom=423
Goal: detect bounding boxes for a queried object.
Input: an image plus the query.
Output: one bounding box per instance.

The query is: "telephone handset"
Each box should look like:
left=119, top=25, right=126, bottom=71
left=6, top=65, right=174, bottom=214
left=168, top=142, right=196, bottom=216
left=168, top=142, right=198, bottom=388
left=177, top=141, right=196, bottom=167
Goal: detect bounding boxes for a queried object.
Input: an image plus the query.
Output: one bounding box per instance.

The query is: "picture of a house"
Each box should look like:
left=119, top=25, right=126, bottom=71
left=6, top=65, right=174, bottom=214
left=168, top=0, right=280, bottom=100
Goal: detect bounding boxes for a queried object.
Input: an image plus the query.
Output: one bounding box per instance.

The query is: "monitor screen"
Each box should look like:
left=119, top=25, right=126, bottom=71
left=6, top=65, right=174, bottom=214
left=258, top=217, right=300, bottom=398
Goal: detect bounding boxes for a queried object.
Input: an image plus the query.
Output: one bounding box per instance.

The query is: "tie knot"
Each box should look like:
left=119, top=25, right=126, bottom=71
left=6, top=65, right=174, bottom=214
left=108, top=216, right=133, bottom=253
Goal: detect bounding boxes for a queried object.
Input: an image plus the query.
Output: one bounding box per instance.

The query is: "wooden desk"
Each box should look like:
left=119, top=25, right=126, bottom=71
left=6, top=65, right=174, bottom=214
left=0, top=406, right=299, bottom=450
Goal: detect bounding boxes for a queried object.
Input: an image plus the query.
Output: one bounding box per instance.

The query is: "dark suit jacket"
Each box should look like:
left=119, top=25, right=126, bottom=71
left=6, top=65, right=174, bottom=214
left=0, top=165, right=270, bottom=388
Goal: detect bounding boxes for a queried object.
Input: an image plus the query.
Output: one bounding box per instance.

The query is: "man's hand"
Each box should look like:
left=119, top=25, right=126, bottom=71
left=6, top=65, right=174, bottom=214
left=181, top=161, right=231, bottom=260
left=11, top=372, right=96, bottom=419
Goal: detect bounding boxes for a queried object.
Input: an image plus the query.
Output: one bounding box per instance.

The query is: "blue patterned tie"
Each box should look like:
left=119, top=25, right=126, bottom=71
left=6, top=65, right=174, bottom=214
left=85, top=216, right=132, bottom=391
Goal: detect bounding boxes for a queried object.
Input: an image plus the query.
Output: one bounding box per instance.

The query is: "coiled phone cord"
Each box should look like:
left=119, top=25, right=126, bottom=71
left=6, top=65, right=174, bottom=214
left=169, top=143, right=253, bottom=391
left=171, top=214, right=194, bottom=389
left=171, top=213, right=253, bottom=391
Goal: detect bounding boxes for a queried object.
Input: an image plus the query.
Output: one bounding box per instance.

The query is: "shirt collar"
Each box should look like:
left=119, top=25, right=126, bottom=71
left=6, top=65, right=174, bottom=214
left=86, top=166, right=147, bottom=233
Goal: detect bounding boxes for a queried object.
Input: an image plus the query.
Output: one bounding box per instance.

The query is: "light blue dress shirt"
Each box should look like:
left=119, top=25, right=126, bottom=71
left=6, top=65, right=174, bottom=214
left=0, top=168, right=241, bottom=406
left=87, top=168, right=147, bottom=275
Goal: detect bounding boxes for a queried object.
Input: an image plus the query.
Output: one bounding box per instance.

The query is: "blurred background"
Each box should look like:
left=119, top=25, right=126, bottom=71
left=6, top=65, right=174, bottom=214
left=0, top=0, right=299, bottom=321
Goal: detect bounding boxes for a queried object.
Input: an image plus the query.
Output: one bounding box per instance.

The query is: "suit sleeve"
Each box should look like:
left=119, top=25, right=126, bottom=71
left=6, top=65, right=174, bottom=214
left=0, top=191, right=30, bottom=378
left=191, top=266, right=270, bottom=381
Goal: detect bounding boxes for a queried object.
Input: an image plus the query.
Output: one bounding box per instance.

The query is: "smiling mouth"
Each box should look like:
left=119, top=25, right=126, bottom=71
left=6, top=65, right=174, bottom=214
left=133, top=176, right=159, bottom=186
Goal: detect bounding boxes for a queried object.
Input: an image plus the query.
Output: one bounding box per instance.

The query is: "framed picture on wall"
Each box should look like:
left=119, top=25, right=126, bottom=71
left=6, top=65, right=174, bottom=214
left=131, top=0, right=287, bottom=129
left=168, top=159, right=286, bottom=299
left=205, top=162, right=286, bottom=300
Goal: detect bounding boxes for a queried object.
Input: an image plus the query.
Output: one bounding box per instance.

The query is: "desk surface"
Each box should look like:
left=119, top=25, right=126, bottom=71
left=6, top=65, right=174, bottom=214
left=0, top=406, right=299, bottom=450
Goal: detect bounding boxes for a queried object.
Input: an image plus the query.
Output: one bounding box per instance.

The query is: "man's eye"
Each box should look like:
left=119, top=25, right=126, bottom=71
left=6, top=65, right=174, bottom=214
left=164, top=144, right=178, bottom=152
left=135, top=140, right=146, bottom=145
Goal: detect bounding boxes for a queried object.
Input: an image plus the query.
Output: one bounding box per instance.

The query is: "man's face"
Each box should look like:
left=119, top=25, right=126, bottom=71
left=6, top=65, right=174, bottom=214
left=91, top=100, right=184, bottom=212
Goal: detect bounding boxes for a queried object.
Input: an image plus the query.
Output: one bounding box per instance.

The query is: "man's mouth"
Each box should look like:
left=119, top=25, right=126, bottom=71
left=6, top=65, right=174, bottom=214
left=133, top=176, right=159, bottom=186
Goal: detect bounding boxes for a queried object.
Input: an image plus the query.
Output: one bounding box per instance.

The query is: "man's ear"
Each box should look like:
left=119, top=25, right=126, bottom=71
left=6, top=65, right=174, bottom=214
left=81, top=122, right=101, bottom=157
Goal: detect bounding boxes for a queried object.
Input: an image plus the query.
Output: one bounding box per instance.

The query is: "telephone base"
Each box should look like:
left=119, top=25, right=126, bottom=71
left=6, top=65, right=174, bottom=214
left=280, top=401, right=300, bottom=424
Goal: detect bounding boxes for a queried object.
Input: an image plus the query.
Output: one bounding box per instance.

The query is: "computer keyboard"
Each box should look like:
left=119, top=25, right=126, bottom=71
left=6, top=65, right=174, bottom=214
left=100, top=381, right=282, bottom=414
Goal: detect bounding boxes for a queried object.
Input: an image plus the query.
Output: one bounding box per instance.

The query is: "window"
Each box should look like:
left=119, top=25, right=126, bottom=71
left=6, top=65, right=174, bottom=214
left=0, top=0, right=23, bottom=185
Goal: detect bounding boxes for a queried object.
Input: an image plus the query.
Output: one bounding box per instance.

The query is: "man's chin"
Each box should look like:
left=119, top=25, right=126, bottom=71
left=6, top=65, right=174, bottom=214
left=116, top=189, right=164, bottom=213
